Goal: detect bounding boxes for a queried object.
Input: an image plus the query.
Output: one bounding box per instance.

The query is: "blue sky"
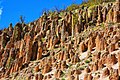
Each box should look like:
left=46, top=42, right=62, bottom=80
left=0, top=0, right=82, bottom=29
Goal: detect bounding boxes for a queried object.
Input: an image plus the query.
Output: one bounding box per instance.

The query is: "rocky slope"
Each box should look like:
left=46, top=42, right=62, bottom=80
left=0, top=0, right=120, bottom=80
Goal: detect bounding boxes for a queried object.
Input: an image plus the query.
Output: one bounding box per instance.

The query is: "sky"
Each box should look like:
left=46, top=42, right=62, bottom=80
left=0, top=0, right=82, bottom=29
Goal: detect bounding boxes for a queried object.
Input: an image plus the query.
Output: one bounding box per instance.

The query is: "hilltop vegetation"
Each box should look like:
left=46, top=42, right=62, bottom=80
left=66, top=0, right=115, bottom=11
left=0, top=0, right=120, bottom=80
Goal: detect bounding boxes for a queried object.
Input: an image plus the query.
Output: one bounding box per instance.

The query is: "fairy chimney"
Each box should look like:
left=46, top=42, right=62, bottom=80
left=95, top=34, right=101, bottom=51
left=79, top=41, right=87, bottom=53
left=88, top=37, right=95, bottom=52
left=109, top=69, right=119, bottom=80
left=106, top=54, right=117, bottom=68
left=93, top=62, right=98, bottom=72
left=102, top=68, right=110, bottom=78
left=61, top=61, right=68, bottom=70
left=87, top=73, right=93, bottom=80
left=114, top=0, right=120, bottom=23
left=34, top=65, right=39, bottom=72
left=37, top=47, right=42, bottom=60
left=42, top=64, right=51, bottom=74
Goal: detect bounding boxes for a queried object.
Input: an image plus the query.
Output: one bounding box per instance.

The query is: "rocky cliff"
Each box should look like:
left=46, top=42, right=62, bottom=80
left=0, top=0, right=120, bottom=80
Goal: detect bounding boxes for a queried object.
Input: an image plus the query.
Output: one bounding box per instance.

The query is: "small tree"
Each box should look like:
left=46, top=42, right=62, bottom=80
left=20, top=15, right=25, bottom=23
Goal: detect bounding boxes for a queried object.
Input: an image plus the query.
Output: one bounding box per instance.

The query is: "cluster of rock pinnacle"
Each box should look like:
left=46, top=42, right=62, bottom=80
left=0, top=0, right=120, bottom=80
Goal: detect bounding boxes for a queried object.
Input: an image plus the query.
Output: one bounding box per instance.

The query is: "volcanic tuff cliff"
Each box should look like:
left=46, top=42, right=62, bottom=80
left=0, top=0, right=120, bottom=80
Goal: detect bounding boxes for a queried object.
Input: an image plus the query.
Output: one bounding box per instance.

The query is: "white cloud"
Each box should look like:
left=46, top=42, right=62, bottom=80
left=0, top=8, right=2, bottom=15
left=0, top=0, right=3, bottom=17
left=0, top=7, right=2, bottom=20
left=0, top=0, right=3, bottom=20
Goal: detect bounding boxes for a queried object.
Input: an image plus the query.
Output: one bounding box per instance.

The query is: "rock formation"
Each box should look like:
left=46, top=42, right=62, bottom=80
left=0, top=0, right=120, bottom=79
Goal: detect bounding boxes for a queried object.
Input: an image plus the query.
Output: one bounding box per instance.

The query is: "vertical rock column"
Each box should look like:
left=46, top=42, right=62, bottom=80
left=85, top=8, right=89, bottom=24
left=61, top=20, right=65, bottom=47
left=74, top=23, right=80, bottom=49
left=68, top=11, right=72, bottom=35
left=83, top=8, right=88, bottom=31
left=1, top=33, right=8, bottom=48
left=50, top=20, right=55, bottom=49
left=42, top=12, right=48, bottom=31
left=78, top=10, right=83, bottom=32
left=97, top=6, right=103, bottom=25
left=37, top=42, right=43, bottom=60
left=24, top=33, right=33, bottom=63
left=92, top=6, right=98, bottom=22
left=114, top=0, right=120, bottom=23
left=12, top=23, right=22, bottom=42
left=102, top=7, right=107, bottom=22
left=72, top=13, right=74, bottom=37
left=8, top=23, right=13, bottom=37
left=32, top=41, right=38, bottom=61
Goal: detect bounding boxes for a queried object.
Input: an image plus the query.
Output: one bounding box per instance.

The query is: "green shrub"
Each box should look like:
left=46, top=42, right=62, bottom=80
left=79, top=66, right=85, bottom=70
left=62, top=78, right=66, bottom=80
left=85, top=60, right=90, bottom=63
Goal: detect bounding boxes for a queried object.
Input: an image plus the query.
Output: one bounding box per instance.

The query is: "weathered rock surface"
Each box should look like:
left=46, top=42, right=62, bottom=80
left=0, top=0, right=120, bottom=79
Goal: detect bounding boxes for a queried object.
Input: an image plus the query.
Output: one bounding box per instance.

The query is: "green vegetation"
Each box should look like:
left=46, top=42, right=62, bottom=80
left=66, top=4, right=79, bottom=11
left=6, top=57, right=14, bottom=69
left=41, top=38, right=46, bottom=42
left=81, top=0, right=115, bottom=7
left=61, top=71, right=65, bottom=77
left=66, top=0, right=115, bottom=12
left=72, top=13, right=79, bottom=26
left=2, top=41, right=6, bottom=48
left=79, top=66, right=85, bottom=70
left=85, top=60, right=90, bottom=63
left=62, top=78, right=66, bottom=80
